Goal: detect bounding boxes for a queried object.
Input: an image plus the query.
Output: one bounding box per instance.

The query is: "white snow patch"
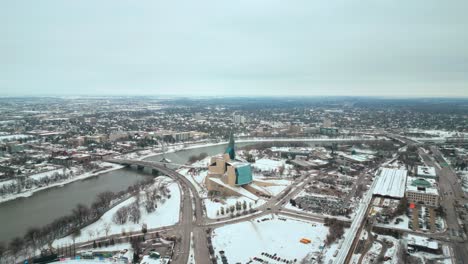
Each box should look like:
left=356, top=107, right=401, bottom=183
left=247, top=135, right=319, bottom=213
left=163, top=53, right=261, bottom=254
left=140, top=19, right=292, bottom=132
left=211, top=214, right=329, bottom=264
left=54, top=177, right=180, bottom=245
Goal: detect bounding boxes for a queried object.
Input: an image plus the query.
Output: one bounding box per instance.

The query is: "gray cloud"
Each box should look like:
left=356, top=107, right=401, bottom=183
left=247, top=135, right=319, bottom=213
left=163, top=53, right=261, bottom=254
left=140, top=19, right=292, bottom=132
left=1, top=0, right=467, bottom=97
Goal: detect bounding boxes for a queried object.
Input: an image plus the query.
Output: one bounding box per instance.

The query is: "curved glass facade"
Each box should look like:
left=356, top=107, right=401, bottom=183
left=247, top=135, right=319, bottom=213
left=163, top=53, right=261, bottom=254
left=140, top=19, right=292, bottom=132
left=235, top=164, right=253, bottom=185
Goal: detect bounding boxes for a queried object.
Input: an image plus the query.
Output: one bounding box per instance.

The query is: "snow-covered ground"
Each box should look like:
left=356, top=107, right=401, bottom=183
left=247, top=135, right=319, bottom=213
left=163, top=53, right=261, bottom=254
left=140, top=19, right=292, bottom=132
left=140, top=255, right=170, bottom=264
left=51, top=245, right=133, bottom=264
left=78, top=243, right=131, bottom=253
left=54, top=177, right=180, bottom=245
left=252, top=158, right=285, bottom=171
left=374, top=213, right=412, bottom=231
left=0, top=162, right=124, bottom=203
left=375, top=235, right=400, bottom=264
left=177, top=154, right=293, bottom=217
left=29, top=168, right=69, bottom=181
left=177, top=158, right=210, bottom=198
left=0, top=134, right=32, bottom=142
left=211, top=214, right=330, bottom=263
left=204, top=196, right=266, bottom=218
left=408, top=129, right=466, bottom=138
left=409, top=244, right=453, bottom=264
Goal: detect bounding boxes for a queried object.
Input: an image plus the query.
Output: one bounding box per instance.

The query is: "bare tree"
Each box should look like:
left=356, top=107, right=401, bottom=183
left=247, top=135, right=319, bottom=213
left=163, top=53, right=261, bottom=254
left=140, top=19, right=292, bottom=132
left=141, top=223, right=148, bottom=238
left=113, top=206, right=129, bottom=224
left=104, top=222, right=112, bottom=237
left=24, top=227, right=41, bottom=257
left=0, top=242, right=6, bottom=264
left=278, top=165, right=285, bottom=175
left=9, top=237, right=24, bottom=263
left=95, top=229, right=101, bottom=238
left=128, top=204, right=141, bottom=224
left=86, top=229, right=94, bottom=240
left=72, top=204, right=90, bottom=225
left=71, top=228, right=81, bottom=245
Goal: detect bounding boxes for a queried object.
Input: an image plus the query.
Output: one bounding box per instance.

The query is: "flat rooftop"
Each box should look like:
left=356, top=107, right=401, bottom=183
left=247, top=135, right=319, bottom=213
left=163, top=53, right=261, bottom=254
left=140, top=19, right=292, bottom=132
left=373, top=167, right=408, bottom=198
left=407, top=234, right=439, bottom=250
left=417, top=165, right=437, bottom=178
left=406, top=176, right=439, bottom=195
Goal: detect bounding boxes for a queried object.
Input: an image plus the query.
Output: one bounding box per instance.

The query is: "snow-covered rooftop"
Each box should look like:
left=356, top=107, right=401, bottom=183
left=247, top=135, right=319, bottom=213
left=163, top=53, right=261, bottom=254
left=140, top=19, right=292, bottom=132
left=208, top=178, right=258, bottom=201
left=406, top=177, right=439, bottom=195
left=417, top=166, right=437, bottom=178
left=373, top=168, right=408, bottom=198
left=407, top=234, right=439, bottom=250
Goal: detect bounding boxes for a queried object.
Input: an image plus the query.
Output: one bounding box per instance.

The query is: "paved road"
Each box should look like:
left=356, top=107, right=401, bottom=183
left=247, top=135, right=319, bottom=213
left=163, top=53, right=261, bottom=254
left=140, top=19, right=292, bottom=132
left=107, top=159, right=208, bottom=264
left=105, top=157, right=403, bottom=264
left=418, top=147, right=468, bottom=264
left=105, top=159, right=340, bottom=264
left=382, top=137, right=468, bottom=263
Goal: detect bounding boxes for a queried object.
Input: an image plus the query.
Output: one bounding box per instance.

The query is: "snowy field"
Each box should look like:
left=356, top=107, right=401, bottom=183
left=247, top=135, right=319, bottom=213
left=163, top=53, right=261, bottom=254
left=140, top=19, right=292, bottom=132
left=252, top=158, right=286, bottom=171
left=204, top=197, right=266, bottom=218
left=54, top=177, right=180, bottom=245
left=211, top=214, right=330, bottom=263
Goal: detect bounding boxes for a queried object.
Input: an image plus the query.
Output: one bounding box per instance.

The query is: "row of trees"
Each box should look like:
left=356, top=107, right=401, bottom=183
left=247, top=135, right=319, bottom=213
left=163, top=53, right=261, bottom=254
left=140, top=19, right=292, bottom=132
left=114, top=180, right=171, bottom=225
left=217, top=200, right=254, bottom=216
left=0, top=164, right=101, bottom=197
left=0, top=178, right=153, bottom=264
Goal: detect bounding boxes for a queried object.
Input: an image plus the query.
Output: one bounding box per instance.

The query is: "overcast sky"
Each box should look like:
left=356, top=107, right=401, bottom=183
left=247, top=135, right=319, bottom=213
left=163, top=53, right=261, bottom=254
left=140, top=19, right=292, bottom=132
left=1, top=0, right=468, bottom=97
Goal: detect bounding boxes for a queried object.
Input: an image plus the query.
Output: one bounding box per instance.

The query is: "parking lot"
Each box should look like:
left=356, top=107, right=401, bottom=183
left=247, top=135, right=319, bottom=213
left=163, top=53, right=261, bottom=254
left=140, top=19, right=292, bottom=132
left=408, top=205, right=440, bottom=232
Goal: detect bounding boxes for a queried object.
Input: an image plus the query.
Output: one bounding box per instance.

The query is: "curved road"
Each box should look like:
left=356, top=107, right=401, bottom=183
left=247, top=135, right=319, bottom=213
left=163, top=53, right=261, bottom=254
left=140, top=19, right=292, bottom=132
left=105, top=158, right=334, bottom=264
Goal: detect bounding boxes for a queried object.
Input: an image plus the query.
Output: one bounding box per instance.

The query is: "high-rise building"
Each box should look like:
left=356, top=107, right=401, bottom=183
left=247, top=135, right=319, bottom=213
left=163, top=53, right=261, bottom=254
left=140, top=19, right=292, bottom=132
left=233, top=114, right=246, bottom=125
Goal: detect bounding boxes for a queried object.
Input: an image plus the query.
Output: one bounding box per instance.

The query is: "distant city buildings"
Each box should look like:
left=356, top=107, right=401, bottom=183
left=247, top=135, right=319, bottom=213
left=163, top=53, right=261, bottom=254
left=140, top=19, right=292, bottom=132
left=232, top=114, right=246, bottom=125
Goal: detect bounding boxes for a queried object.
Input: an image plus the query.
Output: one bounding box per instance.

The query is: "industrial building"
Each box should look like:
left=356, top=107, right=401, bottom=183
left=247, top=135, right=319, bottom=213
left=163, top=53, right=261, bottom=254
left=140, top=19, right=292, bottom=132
left=373, top=168, right=408, bottom=199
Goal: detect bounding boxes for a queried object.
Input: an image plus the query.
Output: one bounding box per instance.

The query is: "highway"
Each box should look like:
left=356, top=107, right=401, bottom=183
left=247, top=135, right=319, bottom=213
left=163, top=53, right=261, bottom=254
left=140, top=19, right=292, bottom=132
left=385, top=135, right=467, bottom=263
left=418, top=147, right=468, bottom=264
left=105, top=143, right=464, bottom=264
left=105, top=158, right=338, bottom=264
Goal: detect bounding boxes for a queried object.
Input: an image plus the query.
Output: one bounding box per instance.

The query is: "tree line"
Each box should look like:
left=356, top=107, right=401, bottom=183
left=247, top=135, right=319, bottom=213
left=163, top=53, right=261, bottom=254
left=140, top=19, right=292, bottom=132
left=0, top=178, right=153, bottom=264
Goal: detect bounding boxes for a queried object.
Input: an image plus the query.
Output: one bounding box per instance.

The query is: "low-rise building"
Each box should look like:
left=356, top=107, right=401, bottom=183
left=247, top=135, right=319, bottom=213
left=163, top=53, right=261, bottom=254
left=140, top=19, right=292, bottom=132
left=71, top=153, right=91, bottom=164
left=406, top=234, right=441, bottom=254
left=406, top=177, right=439, bottom=207
left=319, top=127, right=338, bottom=135
left=52, top=156, right=73, bottom=167
left=416, top=165, right=437, bottom=179
left=85, top=134, right=107, bottom=144
left=373, top=168, right=408, bottom=199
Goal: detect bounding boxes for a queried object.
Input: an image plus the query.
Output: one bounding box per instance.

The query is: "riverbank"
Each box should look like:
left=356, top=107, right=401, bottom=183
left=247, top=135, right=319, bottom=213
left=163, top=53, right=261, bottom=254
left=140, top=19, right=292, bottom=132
left=1, top=136, right=380, bottom=205
left=137, top=136, right=384, bottom=162
left=0, top=162, right=124, bottom=204
left=53, top=176, right=180, bottom=245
